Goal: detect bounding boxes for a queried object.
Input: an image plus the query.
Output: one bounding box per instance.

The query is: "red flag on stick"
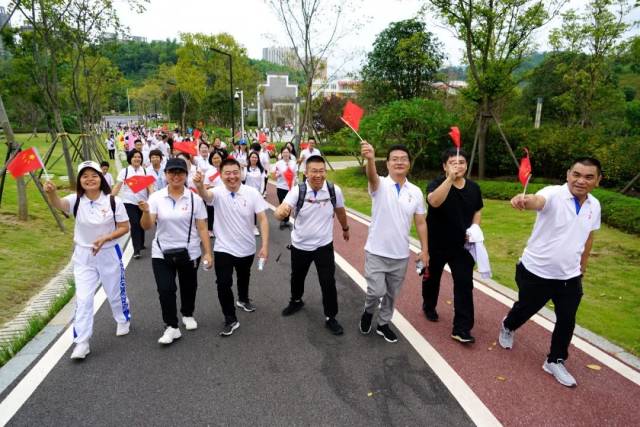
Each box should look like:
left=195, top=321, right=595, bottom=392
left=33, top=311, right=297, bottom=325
left=266, top=143, right=276, bottom=153
left=283, top=167, right=295, bottom=190
left=300, top=142, right=309, bottom=150
left=193, top=129, right=201, bottom=141
left=341, top=100, right=364, bottom=132
left=449, top=127, right=461, bottom=148
left=258, top=132, right=267, bottom=144
left=174, top=141, right=198, bottom=156
left=6, top=147, right=45, bottom=178
left=125, top=175, right=156, bottom=193
left=518, top=148, right=532, bottom=187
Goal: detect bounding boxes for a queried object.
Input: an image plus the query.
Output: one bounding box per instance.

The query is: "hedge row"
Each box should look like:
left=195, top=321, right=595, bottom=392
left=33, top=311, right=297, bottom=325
left=476, top=180, right=640, bottom=236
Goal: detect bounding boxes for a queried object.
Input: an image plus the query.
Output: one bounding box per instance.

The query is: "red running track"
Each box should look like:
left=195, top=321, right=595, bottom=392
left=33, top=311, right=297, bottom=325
left=267, top=183, right=640, bottom=426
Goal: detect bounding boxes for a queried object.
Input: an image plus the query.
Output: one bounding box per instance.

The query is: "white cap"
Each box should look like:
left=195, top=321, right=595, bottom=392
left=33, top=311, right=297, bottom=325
left=77, top=160, right=102, bottom=174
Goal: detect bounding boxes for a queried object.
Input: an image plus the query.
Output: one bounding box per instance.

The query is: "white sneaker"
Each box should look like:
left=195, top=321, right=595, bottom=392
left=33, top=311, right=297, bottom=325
left=543, top=359, right=577, bottom=387
left=182, top=316, right=198, bottom=330
left=70, top=342, right=90, bottom=360
left=498, top=318, right=514, bottom=349
left=157, top=326, right=182, bottom=345
left=253, top=226, right=260, bottom=236
left=116, top=321, right=130, bottom=336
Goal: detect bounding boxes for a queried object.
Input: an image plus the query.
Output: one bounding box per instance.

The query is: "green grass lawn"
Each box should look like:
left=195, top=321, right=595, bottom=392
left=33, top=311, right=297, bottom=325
left=0, top=134, right=78, bottom=326
left=328, top=167, right=640, bottom=356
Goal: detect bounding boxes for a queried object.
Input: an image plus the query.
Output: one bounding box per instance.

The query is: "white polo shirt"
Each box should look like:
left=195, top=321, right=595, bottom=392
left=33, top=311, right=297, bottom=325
left=284, top=181, right=345, bottom=251
left=364, top=176, right=425, bottom=259
left=146, top=165, right=166, bottom=191
left=259, top=150, right=270, bottom=171
left=103, top=172, right=114, bottom=187
left=272, top=159, right=298, bottom=190
left=63, top=192, right=128, bottom=249
left=204, top=167, right=223, bottom=189
left=299, top=148, right=321, bottom=174
left=521, top=184, right=601, bottom=280
left=117, top=166, right=150, bottom=204
left=148, top=188, right=208, bottom=261
left=211, top=184, right=268, bottom=257
left=244, top=166, right=266, bottom=193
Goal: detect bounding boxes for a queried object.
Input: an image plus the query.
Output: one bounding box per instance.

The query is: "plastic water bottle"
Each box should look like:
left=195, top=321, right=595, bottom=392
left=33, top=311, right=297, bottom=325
left=416, top=259, right=424, bottom=276
left=257, top=257, right=265, bottom=271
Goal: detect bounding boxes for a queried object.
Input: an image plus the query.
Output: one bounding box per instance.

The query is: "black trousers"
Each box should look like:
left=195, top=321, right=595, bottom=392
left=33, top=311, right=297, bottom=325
left=504, top=263, right=583, bottom=362
left=263, top=176, right=268, bottom=195
left=124, top=203, right=145, bottom=253
left=422, top=248, right=475, bottom=334
left=276, top=188, right=290, bottom=222
left=206, top=203, right=214, bottom=232
left=290, top=242, right=338, bottom=318
left=108, top=149, right=115, bottom=160
left=214, top=251, right=255, bottom=322
left=152, top=257, right=200, bottom=328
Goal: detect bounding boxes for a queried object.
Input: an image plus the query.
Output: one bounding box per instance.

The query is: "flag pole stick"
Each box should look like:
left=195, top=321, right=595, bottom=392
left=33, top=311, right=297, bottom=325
left=340, top=117, right=364, bottom=142
left=32, top=147, right=50, bottom=180
left=521, top=174, right=532, bottom=199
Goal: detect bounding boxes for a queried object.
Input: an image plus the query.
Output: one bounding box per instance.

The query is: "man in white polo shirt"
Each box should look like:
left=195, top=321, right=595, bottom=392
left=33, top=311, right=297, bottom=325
left=297, top=137, right=321, bottom=182
left=193, top=158, right=269, bottom=337
left=274, top=155, right=350, bottom=335
left=498, top=157, right=602, bottom=388
left=359, top=142, right=428, bottom=343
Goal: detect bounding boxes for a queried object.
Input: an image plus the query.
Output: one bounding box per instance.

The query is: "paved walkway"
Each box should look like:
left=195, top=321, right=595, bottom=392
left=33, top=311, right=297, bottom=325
left=0, top=183, right=638, bottom=426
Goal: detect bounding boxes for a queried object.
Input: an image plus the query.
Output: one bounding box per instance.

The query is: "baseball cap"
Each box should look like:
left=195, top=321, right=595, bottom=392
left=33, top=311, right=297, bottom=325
left=164, top=158, right=188, bottom=172
left=77, top=160, right=102, bottom=174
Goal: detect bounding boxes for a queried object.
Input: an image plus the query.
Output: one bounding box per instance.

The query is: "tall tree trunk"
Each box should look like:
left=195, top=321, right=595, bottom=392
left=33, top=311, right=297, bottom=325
left=52, top=108, right=77, bottom=190
left=0, top=95, right=28, bottom=219
left=476, top=99, right=492, bottom=180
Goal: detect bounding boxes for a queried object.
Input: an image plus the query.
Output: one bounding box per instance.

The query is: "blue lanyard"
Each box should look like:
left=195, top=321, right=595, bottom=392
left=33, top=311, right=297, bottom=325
left=573, top=197, right=582, bottom=215
left=395, top=183, right=401, bottom=195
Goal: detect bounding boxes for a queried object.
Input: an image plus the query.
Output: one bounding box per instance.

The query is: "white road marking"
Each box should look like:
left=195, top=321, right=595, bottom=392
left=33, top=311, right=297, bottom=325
left=0, top=242, right=133, bottom=426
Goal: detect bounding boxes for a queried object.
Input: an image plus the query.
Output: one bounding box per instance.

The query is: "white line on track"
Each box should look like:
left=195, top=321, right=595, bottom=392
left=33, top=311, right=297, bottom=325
left=0, top=241, right=133, bottom=427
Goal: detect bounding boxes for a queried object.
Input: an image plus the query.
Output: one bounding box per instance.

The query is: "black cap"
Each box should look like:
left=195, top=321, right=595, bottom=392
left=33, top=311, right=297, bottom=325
left=164, top=158, right=188, bottom=172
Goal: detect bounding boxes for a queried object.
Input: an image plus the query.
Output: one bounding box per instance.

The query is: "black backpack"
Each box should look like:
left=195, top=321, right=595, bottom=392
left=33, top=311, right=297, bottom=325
left=74, top=195, right=117, bottom=228
left=295, top=181, right=337, bottom=216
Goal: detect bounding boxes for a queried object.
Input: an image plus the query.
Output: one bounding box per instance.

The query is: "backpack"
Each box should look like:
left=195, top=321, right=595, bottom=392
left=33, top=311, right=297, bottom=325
left=295, top=181, right=337, bottom=217
left=74, top=194, right=117, bottom=228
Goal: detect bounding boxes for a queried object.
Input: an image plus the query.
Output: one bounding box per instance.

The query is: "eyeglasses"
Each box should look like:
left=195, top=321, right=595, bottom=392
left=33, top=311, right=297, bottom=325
left=307, top=169, right=326, bottom=175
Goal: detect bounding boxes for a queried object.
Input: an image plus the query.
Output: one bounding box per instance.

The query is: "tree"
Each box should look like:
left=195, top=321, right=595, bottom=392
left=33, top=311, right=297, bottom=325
left=548, top=0, right=637, bottom=127
left=425, top=0, right=563, bottom=178
left=361, top=18, right=444, bottom=106
left=268, top=0, right=364, bottom=137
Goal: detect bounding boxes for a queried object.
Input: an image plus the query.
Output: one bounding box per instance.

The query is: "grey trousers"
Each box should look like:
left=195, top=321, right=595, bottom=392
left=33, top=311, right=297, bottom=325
left=363, top=251, right=409, bottom=325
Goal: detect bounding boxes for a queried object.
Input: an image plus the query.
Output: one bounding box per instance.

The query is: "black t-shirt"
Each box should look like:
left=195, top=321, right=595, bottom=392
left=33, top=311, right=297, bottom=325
left=427, top=176, right=483, bottom=251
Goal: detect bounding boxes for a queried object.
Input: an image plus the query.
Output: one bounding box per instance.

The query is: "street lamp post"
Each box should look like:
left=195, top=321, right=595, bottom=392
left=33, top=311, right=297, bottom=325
left=235, top=89, right=244, bottom=140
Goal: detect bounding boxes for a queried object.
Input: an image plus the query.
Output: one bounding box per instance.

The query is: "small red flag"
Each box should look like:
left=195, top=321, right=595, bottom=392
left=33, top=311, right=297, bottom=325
left=193, top=129, right=201, bottom=141
left=258, top=132, right=267, bottom=143
left=266, top=143, right=276, bottom=153
left=6, top=147, right=45, bottom=178
left=125, top=175, right=156, bottom=193
left=174, top=141, right=197, bottom=156
left=449, top=126, right=461, bottom=148
left=283, top=167, right=295, bottom=190
left=518, top=148, right=532, bottom=187
left=300, top=142, right=309, bottom=150
left=342, top=100, right=364, bottom=131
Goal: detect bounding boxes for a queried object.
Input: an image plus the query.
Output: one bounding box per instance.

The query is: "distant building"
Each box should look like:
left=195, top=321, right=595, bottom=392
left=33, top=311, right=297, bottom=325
left=432, top=80, right=468, bottom=95
left=262, top=46, right=327, bottom=79
left=311, top=79, right=361, bottom=99
left=0, top=6, right=10, bottom=57
left=257, top=74, right=299, bottom=129
left=100, top=32, right=147, bottom=43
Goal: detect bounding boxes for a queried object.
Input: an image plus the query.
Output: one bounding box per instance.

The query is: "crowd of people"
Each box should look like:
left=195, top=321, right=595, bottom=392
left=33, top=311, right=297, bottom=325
left=44, top=125, right=602, bottom=388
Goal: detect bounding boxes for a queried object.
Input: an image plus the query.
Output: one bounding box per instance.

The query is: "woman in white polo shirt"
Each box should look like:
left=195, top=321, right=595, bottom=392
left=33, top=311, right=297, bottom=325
left=44, top=161, right=131, bottom=360
left=204, top=150, right=226, bottom=236
left=139, top=158, right=213, bottom=345
left=111, top=150, right=154, bottom=259
left=272, top=146, right=298, bottom=229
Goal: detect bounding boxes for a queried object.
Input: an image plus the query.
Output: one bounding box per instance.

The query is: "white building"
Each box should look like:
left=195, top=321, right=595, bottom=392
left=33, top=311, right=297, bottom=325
left=311, top=79, right=361, bottom=99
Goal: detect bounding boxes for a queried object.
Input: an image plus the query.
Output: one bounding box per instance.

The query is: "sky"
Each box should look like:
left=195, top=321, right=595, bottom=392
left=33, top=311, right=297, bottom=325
left=3, top=0, right=639, bottom=77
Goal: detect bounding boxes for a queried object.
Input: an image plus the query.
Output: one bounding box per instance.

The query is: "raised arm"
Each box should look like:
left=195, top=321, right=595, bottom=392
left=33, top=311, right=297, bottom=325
left=510, top=194, right=546, bottom=211
left=43, top=181, right=70, bottom=212
left=193, top=170, right=214, bottom=204
left=360, top=140, right=379, bottom=192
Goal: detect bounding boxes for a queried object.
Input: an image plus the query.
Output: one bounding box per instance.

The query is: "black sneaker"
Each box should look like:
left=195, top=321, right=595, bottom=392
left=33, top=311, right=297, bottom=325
left=359, top=311, right=373, bottom=334
left=133, top=252, right=141, bottom=259
left=281, top=300, right=304, bottom=316
left=236, top=300, right=256, bottom=312
left=376, top=324, right=398, bottom=343
left=451, top=331, right=475, bottom=344
left=220, top=320, right=239, bottom=337
left=423, top=308, right=439, bottom=322
left=325, top=318, right=344, bottom=335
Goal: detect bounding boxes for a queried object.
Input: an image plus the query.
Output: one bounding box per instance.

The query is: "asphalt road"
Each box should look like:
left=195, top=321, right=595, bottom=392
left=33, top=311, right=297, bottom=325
left=7, top=216, right=473, bottom=427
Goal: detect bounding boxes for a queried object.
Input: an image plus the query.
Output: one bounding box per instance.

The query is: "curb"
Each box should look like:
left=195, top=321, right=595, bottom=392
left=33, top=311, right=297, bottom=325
left=345, top=207, right=640, bottom=371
